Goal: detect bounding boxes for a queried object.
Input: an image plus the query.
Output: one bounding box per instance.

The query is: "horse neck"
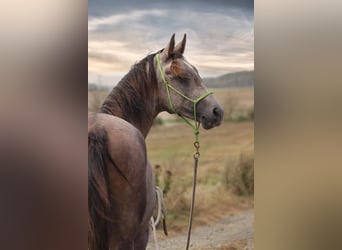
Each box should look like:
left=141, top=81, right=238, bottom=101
left=100, top=57, right=159, bottom=138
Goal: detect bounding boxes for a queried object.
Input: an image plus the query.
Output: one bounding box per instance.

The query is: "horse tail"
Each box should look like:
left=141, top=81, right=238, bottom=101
left=88, top=129, right=111, bottom=250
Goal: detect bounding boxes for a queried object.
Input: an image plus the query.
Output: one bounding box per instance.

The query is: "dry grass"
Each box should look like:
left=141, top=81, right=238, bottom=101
left=147, top=120, right=254, bottom=237
left=223, top=153, right=254, bottom=196
left=88, top=90, right=109, bottom=112
left=214, top=88, right=254, bottom=122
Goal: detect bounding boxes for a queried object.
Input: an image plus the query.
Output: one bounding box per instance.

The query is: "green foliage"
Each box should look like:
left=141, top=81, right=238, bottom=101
left=231, top=107, right=254, bottom=122
left=223, top=153, right=254, bottom=196
left=221, top=92, right=254, bottom=122
left=88, top=83, right=98, bottom=92
left=232, top=114, right=249, bottom=122
left=88, top=83, right=110, bottom=92
left=163, top=170, right=172, bottom=195
left=153, top=117, right=164, bottom=126
left=154, top=164, right=161, bottom=187
left=232, top=114, right=251, bottom=122
left=248, top=107, right=254, bottom=120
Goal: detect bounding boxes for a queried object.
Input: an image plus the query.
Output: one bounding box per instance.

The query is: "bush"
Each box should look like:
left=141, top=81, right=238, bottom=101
left=153, top=164, right=173, bottom=196
left=88, top=91, right=108, bottom=112
left=232, top=114, right=251, bottom=122
left=231, top=106, right=254, bottom=122
left=248, top=107, right=254, bottom=120
left=153, top=117, right=164, bottom=126
left=223, top=153, right=254, bottom=196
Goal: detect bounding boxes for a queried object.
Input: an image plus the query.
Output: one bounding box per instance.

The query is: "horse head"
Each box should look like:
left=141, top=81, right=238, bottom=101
left=155, top=34, right=223, bottom=129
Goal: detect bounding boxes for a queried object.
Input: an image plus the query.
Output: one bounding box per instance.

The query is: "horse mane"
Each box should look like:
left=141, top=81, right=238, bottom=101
left=100, top=51, right=161, bottom=122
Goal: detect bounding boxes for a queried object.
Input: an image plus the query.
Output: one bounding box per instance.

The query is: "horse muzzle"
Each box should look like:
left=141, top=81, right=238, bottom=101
left=200, top=105, right=224, bottom=129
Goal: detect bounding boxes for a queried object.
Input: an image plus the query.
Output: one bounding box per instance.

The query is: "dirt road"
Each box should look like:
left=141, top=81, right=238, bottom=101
left=147, top=209, right=254, bottom=250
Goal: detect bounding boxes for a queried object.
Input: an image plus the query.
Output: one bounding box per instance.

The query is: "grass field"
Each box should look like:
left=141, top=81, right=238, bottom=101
left=88, top=88, right=254, bottom=237
left=147, top=120, right=254, bottom=237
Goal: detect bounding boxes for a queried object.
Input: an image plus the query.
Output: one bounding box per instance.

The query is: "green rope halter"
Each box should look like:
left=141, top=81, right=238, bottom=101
left=156, top=53, right=213, bottom=142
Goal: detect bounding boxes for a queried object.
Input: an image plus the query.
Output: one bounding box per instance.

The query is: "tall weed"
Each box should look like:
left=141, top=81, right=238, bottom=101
left=223, top=153, right=254, bottom=196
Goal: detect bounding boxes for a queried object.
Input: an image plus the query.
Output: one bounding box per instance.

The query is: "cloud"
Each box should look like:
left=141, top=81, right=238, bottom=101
left=88, top=9, right=167, bottom=31
left=88, top=3, right=254, bottom=85
left=88, top=40, right=147, bottom=73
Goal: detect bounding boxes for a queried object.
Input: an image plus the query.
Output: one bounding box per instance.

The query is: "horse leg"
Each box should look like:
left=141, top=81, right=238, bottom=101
left=107, top=236, right=134, bottom=250
left=132, top=160, right=156, bottom=250
left=133, top=161, right=156, bottom=250
left=107, top=225, right=149, bottom=250
left=133, top=224, right=150, bottom=250
left=107, top=160, right=155, bottom=250
left=106, top=161, right=146, bottom=250
left=105, top=149, right=149, bottom=249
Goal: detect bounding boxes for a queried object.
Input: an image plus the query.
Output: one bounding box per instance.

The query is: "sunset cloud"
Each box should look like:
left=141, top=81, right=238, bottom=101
left=88, top=0, right=254, bottom=86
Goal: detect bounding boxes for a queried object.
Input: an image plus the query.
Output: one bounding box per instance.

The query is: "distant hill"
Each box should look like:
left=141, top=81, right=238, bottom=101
left=89, top=70, right=254, bottom=91
left=203, top=71, right=254, bottom=88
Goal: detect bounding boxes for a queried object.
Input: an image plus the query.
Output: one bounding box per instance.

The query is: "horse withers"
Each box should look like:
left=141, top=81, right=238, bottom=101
left=88, top=34, right=223, bottom=250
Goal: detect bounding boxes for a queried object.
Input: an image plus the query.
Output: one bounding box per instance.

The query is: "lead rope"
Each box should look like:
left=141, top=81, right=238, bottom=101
left=156, top=53, right=212, bottom=249
left=185, top=141, right=200, bottom=250
left=151, top=187, right=167, bottom=250
left=150, top=216, right=160, bottom=250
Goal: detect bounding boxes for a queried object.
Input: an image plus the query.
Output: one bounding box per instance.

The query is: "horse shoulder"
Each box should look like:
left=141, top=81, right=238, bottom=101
left=90, top=113, right=148, bottom=183
left=89, top=113, right=146, bottom=153
left=106, top=115, right=146, bottom=156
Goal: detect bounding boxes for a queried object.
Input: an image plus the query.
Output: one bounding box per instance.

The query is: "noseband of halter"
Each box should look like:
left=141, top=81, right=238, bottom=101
left=156, top=53, right=213, bottom=142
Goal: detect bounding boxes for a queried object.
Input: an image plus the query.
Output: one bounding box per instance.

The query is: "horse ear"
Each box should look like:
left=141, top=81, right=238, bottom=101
left=162, top=33, right=175, bottom=61
left=174, top=33, right=186, bottom=55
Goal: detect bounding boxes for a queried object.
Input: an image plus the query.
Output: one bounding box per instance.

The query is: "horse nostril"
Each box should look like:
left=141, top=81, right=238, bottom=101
left=213, top=107, right=222, bottom=117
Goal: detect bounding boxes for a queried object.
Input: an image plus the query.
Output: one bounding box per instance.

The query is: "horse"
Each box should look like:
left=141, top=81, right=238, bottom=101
left=88, top=34, right=224, bottom=250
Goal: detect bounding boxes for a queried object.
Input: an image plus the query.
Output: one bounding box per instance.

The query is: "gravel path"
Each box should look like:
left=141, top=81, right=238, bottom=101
left=147, top=209, right=254, bottom=250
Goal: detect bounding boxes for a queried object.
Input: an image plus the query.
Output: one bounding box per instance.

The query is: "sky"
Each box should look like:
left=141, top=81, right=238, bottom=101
left=88, top=0, right=254, bottom=86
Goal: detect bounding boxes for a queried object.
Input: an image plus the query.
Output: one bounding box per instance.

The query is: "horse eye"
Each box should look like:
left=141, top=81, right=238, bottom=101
left=179, top=76, right=191, bottom=83
left=173, top=75, right=189, bottom=83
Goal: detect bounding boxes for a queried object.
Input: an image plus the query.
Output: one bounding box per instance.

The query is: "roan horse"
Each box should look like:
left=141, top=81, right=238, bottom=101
left=88, top=34, right=223, bottom=250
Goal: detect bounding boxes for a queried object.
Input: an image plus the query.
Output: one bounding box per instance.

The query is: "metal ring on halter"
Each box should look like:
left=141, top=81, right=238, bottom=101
left=193, top=151, right=200, bottom=159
